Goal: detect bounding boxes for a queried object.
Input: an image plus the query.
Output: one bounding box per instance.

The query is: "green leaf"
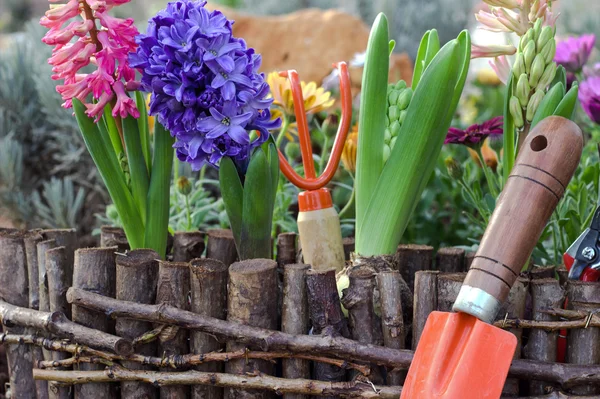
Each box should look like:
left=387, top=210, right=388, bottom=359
left=531, top=82, right=565, bottom=127
left=73, top=99, right=144, bottom=249
left=355, top=12, right=389, bottom=244
left=135, top=91, right=152, bottom=175
left=553, top=83, right=579, bottom=120
left=240, top=148, right=273, bottom=260
left=551, top=65, right=567, bottom=89
left=412, top=30, right=440, bottom=89
left=103, top=105, right=124, bottom=158
left=389, top=40, right=396, bottom=55
left=144, top=122, right=174, bottom=258
left=356, top=38, right=464, bottom=256
left=122, top=114, right=150, bottom=225
left=502, top=73, right=516, bottom=183
left=219, top=156, right=244, bottom=247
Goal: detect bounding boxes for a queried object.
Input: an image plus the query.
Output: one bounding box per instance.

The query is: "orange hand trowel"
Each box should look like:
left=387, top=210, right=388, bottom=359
left=402, top=116, right=583, bottom=399
left=277, top=62, right=352, bottom=272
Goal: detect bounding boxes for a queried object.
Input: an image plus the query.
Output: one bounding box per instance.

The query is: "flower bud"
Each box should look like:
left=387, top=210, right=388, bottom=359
left=528, top=54, right=545, bottom=87
left=444, top=156, right=463, bottom=179
left=526, top=90, right=545, bottom=122
left=397, top=88, right=413, bottom=110
left=537, top=26, right=554, bottom=51
left=285, top=141, right=301, bottom=161
left=383, top=144, right=391, bottom=164
left=516, top=74, right=531, bottom=107
left=384, top=128, right=392, bottom=144
left=513, top=53, right=526, bottom=78
left=540, top=39, right=556, bottom=64
left=510, top=95, right=524, bottom=128
left=385, top=116, right=390, bottom=127
left=519, top=30, right=532, bottom=52
left=176, top=176, right=192, bottom=196
left=532, top=18, right=543, bottom=42
left=523, top=41, right=536, bottom=73
left=341, top=129, right=358, bottom=173
left=536, top=63, right=557, bottom=91
left=388, top=106, right=400, bottom=122
left=390, top=120, right=401, bottom=137
left=399, top=110, right=407, bottom=125
left=388, top=89, right=400, bottom=105
left=390, top=136, right=397, bottom=150
left=394, top=80, right=407, bottom=91
left=106, top=204, right=120, bottom=221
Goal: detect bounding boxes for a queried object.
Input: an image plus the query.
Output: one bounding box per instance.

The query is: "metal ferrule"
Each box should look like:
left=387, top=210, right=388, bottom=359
left=452, top=285, right=502, bottom=324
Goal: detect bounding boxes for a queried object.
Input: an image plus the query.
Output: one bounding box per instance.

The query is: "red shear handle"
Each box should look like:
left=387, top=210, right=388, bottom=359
left=277, top=62, right=352, bottom=191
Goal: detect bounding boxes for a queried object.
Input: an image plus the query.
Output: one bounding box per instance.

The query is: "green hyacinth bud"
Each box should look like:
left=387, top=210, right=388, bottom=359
left=388, top=106, right=400, bottom=122
left=523, top=41, right=536, bottom=73
left=510, top=95, right=524, bottom=128
left=176, top=176, right=192, bottom=196
left=516, top=74, right=531, bottom=107
left=390, top=120, right=401, bottom=137
left=385, top=115, right=390, bottom=127
left=529, top=55, right=546, bottom=87
left=532, top=18, right=543, bottom=41
left=383, top=144, right=391, bottom=164
left=394, top=80, right=407, bottom=91
left=519, top=30, right=532, bottom=51
left=537, top=26, right=554, bottom=51
left=398, top=110, right=407, bottom=125
left=513, top=53, right=526, bottom=78
left=388, top=88, right=400, bottom=105
left=540, top=40, right=556, bottom=64
left=390, top=136, right=397, bottom=151
left=384, top=128, right=392, bottom=144
left=526, top=90, right=545, bottom=122
left=444, top=156, right=463, bottom=180
left=536, top=63, right=557, bottom=91
left=397, top=88, right=413, bottom=110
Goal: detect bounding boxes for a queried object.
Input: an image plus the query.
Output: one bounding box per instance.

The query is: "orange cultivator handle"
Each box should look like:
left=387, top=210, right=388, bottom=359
left=402, top=117, right=583, bottom=399
left=277, top=63, right=352, bottom=272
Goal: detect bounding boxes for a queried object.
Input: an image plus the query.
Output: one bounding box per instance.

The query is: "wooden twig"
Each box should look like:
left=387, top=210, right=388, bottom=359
left=394, top=244, right=433, bottom=292
left=206, top=229, right=238, bottom=267
left=156, top=260, right=191, bottom=399
left=0, top=231, right=37, bottom=398
left=72, top=246, right=118, bottom=398
left=276, top=233, right=297, bottom=270
left=411, top=270, right=438, bottom=349
left=342, top=238, right=354, bottom=262
left=100, top=226, right=129, bottom=252
left=190, top=257, right=228, bottom=399
left=376, top=271, right=405, bottom=385
left=33, top=369, right=402, bottom=398
left=0, top=300, right=131, bottom=355
left=115, top=249, right=160, bottom=398
left=282, top=264, right=310, bottom=399
left=435, top=247, right=465, bottom=273
left=226, top=259, right=278, bottom=399
left=172, top=231, right=206, bottom=262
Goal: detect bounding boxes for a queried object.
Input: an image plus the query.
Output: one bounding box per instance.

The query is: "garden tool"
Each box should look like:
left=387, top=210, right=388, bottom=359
left=277, top=62, right=352, bottom=272
left=402, top=116, right=582, bottom=399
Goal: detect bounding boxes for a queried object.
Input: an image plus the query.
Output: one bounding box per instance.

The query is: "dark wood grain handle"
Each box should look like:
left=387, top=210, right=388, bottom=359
left=463, top=116, right=582, bottom=305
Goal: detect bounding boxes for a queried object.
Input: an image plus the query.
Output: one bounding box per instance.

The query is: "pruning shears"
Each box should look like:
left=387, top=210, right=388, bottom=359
left=563, top=205, right=600, bottom=281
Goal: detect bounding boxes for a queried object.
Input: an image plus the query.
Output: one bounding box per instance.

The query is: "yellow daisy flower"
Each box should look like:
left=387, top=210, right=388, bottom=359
left=266, top=71, right=335, bottom=117
left=341, top=124, right=359, bottom=174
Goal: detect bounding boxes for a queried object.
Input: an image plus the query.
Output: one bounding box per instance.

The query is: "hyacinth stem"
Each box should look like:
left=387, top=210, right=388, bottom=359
left=276, top=114, right=290, bottom=150
left=123, top=115, right=150, bottom=226
left=338, top=183, right=355, bottom=221
left=144, top=122, right=175, bottom=259
left=476, top=146, right=499, bottom=198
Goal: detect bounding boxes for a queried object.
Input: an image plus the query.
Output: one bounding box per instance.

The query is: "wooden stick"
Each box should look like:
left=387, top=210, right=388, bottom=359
left=172, top=231, right=206, bottom=262
left=206, top=229, right=238, bottom=267
left=156, top=260, right=190, bottom=399
left=435, top=247, right=465, bottom=273
left=528, top=265, right=556, bottom=280
left=190, top=258, right=228, bottom=399
left=226, top=259, right=278, bottom=399
left=464, top=252, right=475, bottom=269
left=23, top=231, right=49, bottom=399
left=411, top=270, right=438, bottom=349
left=33, top=368, right=402, bottom=398
left=100, top=226, right=129, bottom=252
left=306, top=269, right=349, bottom=398
left=523, top=278, right=565, bottom=395
left=282, top=264, right=310, bottom=399
left=41, top=229, right=77, bottom=269
left=0, top=231, right=36, bottom=398
left=37, top=239, right=56, bottom=316
left=64, top=287, right=600, bottom=387
left=276, top=233, right=297, bottom=270
left=394, top=244, right=433, bottom=292
left=46, top=246, right=74, bottom=399
left=565, top=281, right=600, bottom=396
left=72, top=246, right=118, bottom=399
left=342, top=238, right=355, bottom=262
left=435, top=272, right=464, bottom=312
left=116, top=249, right=160, bottom=399
left=341, top=267, right=382, bottom=383
left=376, top=271, right=405, bottom=385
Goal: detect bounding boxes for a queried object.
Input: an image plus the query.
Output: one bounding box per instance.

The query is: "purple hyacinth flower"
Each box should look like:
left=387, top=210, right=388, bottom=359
left=579, top=77, right=600, bottom=124
left=186, top=6, right=230, bottom=38
left=196, top=34, right=241, bottom=72
left=555, top=34, right=596, bottom=73
left=209, top=57, right=253, bottom=100
left=159, top=20, right=198, bottom=52
left=197, top=101, right=253, bottom=144
left=445, top=116, right=504, bottom=146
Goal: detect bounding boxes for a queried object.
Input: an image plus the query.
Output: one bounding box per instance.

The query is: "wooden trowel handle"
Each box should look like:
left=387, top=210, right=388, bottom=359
left=454, top=116, right=582, bottom=323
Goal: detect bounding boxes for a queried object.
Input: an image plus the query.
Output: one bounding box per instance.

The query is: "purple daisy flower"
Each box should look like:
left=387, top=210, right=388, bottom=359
left=555, top=34, right=596, bottom=74
left=131, top=0, right=280, bottom=170
left=445, top=116, right=504, bottom=146
left=579, top=77, right=600, bottom=124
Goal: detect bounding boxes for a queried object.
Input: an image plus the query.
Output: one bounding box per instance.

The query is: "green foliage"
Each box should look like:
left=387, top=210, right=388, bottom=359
left=31, top=177, right=85, bottom=229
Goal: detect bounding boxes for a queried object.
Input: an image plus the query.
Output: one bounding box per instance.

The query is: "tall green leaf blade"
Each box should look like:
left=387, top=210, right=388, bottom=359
left=135, top=91, right=152, bottom=175
left=355, top=13, right=389, bottom=247
left=219, top=156, right=244, bottom=248
left=502, top=73, right=516, bottom=183
left=357, top=40, right=462, bottom=256
left=240, top=148, right=273, bottom=260
left=73, top=99, right=144, bottom=249
left=531, top=82, right=565, bottom=127
left=144, top=122, right=174, bottom=258
left=122, top=114, right=150, bottom=225
left=553, top=83, right=579, bottom=119
left=103, top=105, right=124, bottom=157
